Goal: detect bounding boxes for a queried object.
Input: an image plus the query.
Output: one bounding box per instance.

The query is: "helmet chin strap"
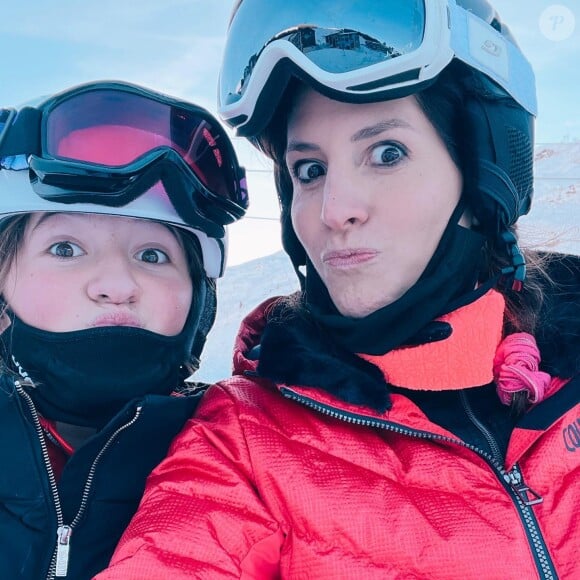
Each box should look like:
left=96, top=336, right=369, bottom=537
left=499, top=229, right=526, bottom=292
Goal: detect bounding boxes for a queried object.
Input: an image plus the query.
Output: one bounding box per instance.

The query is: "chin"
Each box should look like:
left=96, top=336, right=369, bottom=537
left=334, top=300, right=377, bottom=319
left=333, top=293, right=402, bottom=319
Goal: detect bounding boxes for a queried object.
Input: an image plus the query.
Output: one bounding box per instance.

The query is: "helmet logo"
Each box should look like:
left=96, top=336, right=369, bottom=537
left=481, top=39, right=502, bottom=58
left=468, top=16, right=509, bottom=81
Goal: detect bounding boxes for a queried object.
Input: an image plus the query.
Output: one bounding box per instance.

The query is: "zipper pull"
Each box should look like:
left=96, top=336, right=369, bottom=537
left=505, top=466, right=543, bottom=506
left=55, top=525, right=72, bottom=577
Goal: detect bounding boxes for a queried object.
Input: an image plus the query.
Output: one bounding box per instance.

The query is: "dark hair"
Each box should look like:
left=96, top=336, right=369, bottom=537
left=0, top=214, right=31, bottom=300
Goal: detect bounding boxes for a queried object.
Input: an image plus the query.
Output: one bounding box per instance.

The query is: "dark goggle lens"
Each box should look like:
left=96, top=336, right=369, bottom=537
left=45, top=89, right=245, bottom=207
left=221, top=0, right=426, bottom=104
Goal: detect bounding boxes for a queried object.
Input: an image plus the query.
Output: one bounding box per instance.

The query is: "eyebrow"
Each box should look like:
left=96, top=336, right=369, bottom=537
left=31, top=212, right=60, bottom=233
left=350, top=119, right=412, bottom=142
left=286, top=140, right=320, bottom=154
left=31, top=212, right=183, bottom=247
left=286, top=118, right=412, bottom=153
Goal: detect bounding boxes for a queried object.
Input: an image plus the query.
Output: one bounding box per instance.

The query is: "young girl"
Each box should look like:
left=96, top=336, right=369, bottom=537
left=99, top=1, right=578, bottom=578
left=0, top=80, right=247, bottom=579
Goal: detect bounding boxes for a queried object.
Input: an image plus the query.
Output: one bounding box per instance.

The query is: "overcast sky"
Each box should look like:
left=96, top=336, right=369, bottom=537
left=0, top=1, right=578, bottom=142
left=1, top=1, right=578, bottom=264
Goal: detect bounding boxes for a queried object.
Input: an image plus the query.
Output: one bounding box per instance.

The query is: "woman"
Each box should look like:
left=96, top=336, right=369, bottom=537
left=99, top=1, right=578, bottom=578
left=0, top=80, right=247, bottom=579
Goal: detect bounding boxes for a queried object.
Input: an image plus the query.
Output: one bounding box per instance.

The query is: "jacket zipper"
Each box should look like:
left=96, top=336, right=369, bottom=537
left=281, top=386, right=557, bottom=580
left=459, top=392, right=551, bottom=577
left=459, top=391, right=504, bottom=464
left=459, top=391, right=544, bottom=509
left=15, top=378, right=143, bottom=580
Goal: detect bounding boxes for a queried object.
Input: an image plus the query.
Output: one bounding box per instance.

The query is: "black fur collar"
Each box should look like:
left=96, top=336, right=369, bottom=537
left=534, top=253, right=580, bottom=378
left=257, top=311, right=392, bottom=412
left=257, top=253, right=580, bottom=412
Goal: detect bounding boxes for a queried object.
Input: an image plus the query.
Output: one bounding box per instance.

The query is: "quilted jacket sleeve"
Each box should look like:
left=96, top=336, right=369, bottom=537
left=94, top=381, right=284, bottom=579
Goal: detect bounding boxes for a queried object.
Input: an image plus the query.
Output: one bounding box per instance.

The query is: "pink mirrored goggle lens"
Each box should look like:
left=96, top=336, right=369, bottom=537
left=45, top=89, right=238, bottom=201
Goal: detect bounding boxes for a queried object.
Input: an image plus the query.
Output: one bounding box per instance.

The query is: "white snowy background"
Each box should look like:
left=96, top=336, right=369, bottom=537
left=196, top=142, right=580, bottom=382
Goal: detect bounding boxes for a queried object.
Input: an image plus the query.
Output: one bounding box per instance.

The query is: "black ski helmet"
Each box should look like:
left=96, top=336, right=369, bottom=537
left=219, top=0, right=536, bottom=280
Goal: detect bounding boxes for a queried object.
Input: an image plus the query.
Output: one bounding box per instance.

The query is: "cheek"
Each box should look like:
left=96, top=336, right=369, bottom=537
left=398, top=167, right=461, bottom=228
left=3, top=268, right=78, bottom=329
left=152, top=279, right=194, bottom=335
left=291, top=196, right=319, bottom=252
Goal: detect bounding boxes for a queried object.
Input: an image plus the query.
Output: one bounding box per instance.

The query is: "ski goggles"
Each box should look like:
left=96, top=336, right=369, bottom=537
left=0, top=81, right=248, bottom=238
left=219, top=0, right=537, bottom=136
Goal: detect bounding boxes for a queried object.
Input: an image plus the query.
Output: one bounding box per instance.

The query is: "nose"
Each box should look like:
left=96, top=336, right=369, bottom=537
left=86, top=257, right=140, bottom=305
left=320, top=166, right=370, bottom=230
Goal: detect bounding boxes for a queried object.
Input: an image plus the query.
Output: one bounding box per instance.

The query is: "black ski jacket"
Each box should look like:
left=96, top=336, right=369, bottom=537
left=0, top=377, right=201, bottom=579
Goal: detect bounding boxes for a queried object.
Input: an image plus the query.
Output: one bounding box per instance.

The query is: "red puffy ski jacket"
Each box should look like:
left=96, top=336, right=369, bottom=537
left=98, top=261, right=580, bottom=579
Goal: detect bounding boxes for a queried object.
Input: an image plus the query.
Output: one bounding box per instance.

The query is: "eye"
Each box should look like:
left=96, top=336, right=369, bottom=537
left=48, top=241, right=84, bottom=258
left=370, top=143, right=407, bottom=166
left=136, top=248, right=169, bottom=264
left=293, top=160, right=326, bottom=184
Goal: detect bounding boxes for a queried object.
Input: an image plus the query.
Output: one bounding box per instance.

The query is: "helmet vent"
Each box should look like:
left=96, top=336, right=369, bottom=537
left=507, top=126, right=533, bottom=212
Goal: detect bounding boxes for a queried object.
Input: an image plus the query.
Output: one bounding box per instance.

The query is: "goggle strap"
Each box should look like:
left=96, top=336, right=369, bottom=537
left=449, top=3, right=537, bottom=116
left=0, top=107, right=41, bottom=157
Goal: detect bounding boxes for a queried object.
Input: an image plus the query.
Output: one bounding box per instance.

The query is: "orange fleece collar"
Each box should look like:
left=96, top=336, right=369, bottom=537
left=359, top=289, right=506, bottom=391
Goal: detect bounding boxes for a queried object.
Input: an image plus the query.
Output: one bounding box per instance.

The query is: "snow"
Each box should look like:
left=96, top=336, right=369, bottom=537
left=196, top=251, right=298, bottom=382
left=195, top=143, right=580, bottom=383
left=518, top=143, right=580, bottom=254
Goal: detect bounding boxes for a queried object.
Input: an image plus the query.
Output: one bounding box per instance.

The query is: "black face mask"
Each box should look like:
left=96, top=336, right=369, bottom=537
left=2, top=314, right=193, bottom=428
left=305, top=203, right=487, bottom=355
